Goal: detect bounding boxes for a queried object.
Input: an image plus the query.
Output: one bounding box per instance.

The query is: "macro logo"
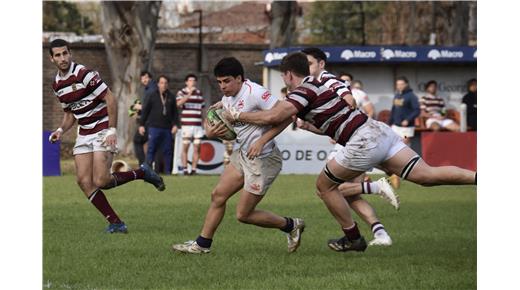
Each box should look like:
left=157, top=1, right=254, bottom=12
left=341, top=49, right=377, bottom=60
left=381, top=48, right=417, bottom=60
left=427, top=49, right=464, bottom=60
left=381, top=49, right=395, bottom=60
left=264, top=52, right=288, bottom=63
left=341, top=49, right=354, bottom=60
left=427, top=49, right=442, bottom=60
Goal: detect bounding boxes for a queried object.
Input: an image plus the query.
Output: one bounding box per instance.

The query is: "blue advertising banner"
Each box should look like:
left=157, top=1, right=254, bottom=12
left=263, top=46, right=477, bottom=66
left=43, top=130, right=61, bottom=176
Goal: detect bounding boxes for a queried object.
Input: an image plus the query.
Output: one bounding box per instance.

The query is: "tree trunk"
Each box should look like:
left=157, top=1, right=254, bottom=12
left=100, top=1, right=161, bottom=154
left=269, top=1, right=299, bottom=48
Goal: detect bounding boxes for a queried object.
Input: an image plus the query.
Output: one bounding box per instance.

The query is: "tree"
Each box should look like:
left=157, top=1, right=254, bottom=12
left=43, top=1, right=95, bottom=35
left=269, top=1, right=300, bottom=48
left=305, top=1, right=383, bottom=45
left=99, top=1, right=161, bottom=154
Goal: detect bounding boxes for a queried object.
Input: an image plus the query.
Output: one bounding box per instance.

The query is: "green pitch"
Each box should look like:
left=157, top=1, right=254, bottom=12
left=43, top=175, right=476, bottom=289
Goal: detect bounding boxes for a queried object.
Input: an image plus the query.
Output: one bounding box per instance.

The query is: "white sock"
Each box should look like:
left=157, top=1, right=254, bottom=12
left=362, top=181, right=381, bottom=194
left=371, top=222, right=387, bottom=237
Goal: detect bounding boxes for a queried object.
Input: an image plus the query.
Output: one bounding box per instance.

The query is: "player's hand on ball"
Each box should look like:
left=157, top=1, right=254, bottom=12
left=247, top=140, right=264, bottom=160
left=208, top=101, right=223, bottom=110
left=206, top=121, right=228, bottom=139
left=221, top=110, right=232, bottom=123
left=222, top=107, right=240, bottom=123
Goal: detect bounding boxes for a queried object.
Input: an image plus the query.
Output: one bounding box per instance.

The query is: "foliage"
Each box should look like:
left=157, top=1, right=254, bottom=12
left=305, top=1, right=384, bottom=45
left=43, top=1, right=95, bottom=35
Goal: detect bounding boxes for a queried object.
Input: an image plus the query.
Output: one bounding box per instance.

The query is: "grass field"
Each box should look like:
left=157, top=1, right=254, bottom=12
left=43, top=174, right=476, bottom=289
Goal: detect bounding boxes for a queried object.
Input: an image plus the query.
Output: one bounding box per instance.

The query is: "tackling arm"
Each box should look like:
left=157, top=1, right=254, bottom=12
left=236, top=100, right=298, bottom=126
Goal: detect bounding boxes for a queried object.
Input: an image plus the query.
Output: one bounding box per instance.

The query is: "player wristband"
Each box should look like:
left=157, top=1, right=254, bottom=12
left=56, top=127, right=63, bottom=133
left=106, top=127, right=117, bottom=136
left=230, top=107, right=241, bottom=121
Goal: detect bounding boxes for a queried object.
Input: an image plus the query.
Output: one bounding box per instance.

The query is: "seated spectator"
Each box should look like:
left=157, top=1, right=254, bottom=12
left=420, top=80, right=460, bottom=132
left=462, top=78, right=477, bottom=130
left=389, top=76, right=420, bottom=145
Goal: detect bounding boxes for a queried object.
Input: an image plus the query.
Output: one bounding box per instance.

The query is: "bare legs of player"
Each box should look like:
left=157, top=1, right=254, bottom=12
left=181, top=139, right=190, bottom=174
left=343, top=175, right=380, bottom=225
left=381, top=146, right=476, bottom=186
left=336, top=146, right=475, bottom=199
left=191, top=142, right=200, bottom=173
left=75, top=153, right=103, bottom=197
left=199, top=163, right=286, bottom=240
left=316, top=159, right=365, bottom=229
left=75, top=151, right=114, bottom=196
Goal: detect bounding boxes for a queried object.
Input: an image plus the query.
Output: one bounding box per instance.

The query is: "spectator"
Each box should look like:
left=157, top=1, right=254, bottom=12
left=339, top=73, right=354, bottom=83
left=139, top=75, right=180, bottom=174
left=176, top=74, right=206, bottom=175
left=389, top=76, right=420, bottom=145
left=420, top=80, right=460, bottom=132
left=280, top=87, right=287, bottom=100
left=339, top=74, right=375, bottom=118
left=351, top=80, right=375, bottom=118
left=462, top=78, right=477, bottom=130
left=131, top=71, right=158, bottom=165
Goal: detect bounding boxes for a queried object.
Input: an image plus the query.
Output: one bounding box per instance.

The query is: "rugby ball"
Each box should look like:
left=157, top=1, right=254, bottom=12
left=206, top=108, right=237, bottom=141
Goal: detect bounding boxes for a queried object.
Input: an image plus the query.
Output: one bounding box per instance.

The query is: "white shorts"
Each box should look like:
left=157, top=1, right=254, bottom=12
left=335, top=119, right=407, bottom=172
left=391, top=125, right=415, bottom=138
left=73, top=129, right=115, bottom=155
left=181, top=125, right=204, bottom=139
left=230, top=147, right=282, bottom=196
left=328, top=143, right=345, bottom=161
left=425, top=118, right=455, bottom=129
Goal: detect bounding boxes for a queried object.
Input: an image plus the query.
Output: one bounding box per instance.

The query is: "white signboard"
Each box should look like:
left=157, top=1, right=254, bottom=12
left=275, top=126, right=334, bottom=174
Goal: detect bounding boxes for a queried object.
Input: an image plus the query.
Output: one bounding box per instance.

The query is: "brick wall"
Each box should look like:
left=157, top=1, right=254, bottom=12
left=43, top=42, right=267, bottom=147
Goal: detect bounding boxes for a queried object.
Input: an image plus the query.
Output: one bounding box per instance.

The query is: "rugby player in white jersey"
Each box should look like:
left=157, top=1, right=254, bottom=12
left=172, top=57, right=304, bottom=254
left=47, top=39, right=165, bottom=234
left=223, top=52, right=476, bottom=252
left=301, top=47, right=394, bottom=246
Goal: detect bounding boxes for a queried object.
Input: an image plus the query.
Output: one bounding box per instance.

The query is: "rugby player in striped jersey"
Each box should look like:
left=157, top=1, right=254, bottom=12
left=48, top=39, right=165, bottom=234
left=223, top=52, right=476, bottom=252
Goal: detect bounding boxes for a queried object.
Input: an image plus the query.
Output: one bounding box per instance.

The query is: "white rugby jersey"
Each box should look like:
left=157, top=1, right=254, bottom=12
left=221, top=80, right=278, bottom=157
left=52, top=62, right=109, bottom=135
left=352, top=88, right=372, bottom=111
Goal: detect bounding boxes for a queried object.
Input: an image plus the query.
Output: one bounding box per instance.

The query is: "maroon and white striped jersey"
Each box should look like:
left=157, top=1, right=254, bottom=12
left=176, top=88, right=205, bottom=126
left=51, top=62, right=109, bottom=136
left=285, top=76, right=368, bottom=146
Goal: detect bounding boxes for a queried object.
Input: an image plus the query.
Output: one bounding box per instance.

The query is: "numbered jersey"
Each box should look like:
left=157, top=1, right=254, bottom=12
left=221, top=80, right=278, bottom=157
